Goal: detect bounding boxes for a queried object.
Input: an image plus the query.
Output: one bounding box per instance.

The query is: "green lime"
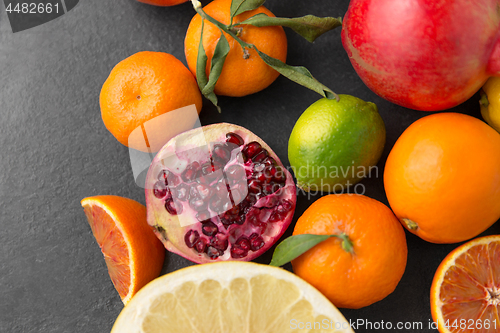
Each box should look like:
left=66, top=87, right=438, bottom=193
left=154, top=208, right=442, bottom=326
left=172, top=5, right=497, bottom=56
left=288, top=95, right=386, bottom=192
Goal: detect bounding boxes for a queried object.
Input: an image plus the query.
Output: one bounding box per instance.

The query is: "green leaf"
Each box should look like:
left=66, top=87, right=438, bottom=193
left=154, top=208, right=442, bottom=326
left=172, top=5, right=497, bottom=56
left=269, top=234, right=332, bottom=267
left=230, top=0, right=266, bottom=21
left=195, top=20, right=222, bottom=112
left=239, top=13, right=342, bottom=43
left=202, top=33, right=230, bottom=98
left=196, top=20, right=209, bottom=91
left=255, top=49, right=338, bottom=100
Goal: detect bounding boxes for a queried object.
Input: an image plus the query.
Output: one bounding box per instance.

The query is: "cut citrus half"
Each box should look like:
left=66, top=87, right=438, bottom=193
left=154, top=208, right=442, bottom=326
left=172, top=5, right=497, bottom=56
left=431, top=235, right=500, bottom=332
left=111, top=261, right=354, bottom=333
left=81, top=195, right=165, bottom=305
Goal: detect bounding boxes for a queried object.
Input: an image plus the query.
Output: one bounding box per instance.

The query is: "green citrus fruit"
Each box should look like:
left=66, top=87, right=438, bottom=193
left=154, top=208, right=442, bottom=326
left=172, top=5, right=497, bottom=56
left=288, top=95, right=386, bottom=192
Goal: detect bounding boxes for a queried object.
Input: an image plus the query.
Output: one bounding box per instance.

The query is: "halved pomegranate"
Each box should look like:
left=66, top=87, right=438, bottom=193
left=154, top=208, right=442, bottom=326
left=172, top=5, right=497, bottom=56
left=145, top=123, right=296, bottom=263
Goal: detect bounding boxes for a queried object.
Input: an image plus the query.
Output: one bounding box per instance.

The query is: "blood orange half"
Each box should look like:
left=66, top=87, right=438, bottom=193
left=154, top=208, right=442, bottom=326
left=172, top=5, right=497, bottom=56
left=81, top=195, right=165, bottom=305
left=431, top=235, right=500, bottom=333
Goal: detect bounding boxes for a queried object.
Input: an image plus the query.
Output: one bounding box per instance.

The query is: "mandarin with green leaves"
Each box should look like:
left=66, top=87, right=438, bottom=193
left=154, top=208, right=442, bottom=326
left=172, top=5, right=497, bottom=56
left=291, top=194, right=407, bottom=309
left=184, top=0, right=287, bottom=97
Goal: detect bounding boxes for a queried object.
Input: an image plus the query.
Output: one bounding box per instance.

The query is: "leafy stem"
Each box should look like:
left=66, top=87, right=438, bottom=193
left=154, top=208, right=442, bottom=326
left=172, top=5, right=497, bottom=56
left=191, top=0, right=252, bottom=51
left=189, top=0, right=341, bottom=110
left=269, top=233, right=354, bottom=267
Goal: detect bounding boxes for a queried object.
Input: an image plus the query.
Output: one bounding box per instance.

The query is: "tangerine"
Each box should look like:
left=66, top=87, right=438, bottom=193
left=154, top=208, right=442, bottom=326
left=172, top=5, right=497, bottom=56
left=100, top=51, right=202, bottom=152
left=291, top=194, right=407, bottom=309
left=184, top=0, right=287, bottom=97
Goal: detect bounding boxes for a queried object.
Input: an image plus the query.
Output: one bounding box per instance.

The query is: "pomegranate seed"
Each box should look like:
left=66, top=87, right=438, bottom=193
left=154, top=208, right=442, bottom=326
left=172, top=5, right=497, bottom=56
left=247, top=212, right=267, bottom=234
left=226, top=132, right=244, bottom=146
left=262, top=156, right=276, bottom=167
left=241, top=151, right=249, bottom=163
left=210, top=195, right=230, bottom=213
left=252, top=171, right=267, bottom=183
left=196, top=210, right=211, bottom=222
left=206, top=246, right=222, bottom=259
left=213, top=144, right=231, bottom=164
left=182, top=162, right=200, bottom=182
left=213, top=181, right=228, bottom=197
left=184, top=230, right=200, bottom=248
left=222, top=211, right=237, bottom=223
left=195, top=237, right=208, bottom=253
left=200, top=160, right=222, bottom=183
left=247, top=213, right=259, bottom=225
left=165, top=198, right=183, bottom=215
left=278, top=199, right=294, bottom=214
left=201, top=161, right=217, bottom=175
left=230, top=246, right=247, bottom=258
left=225, top=164, right=246, bottom=181
left=202, top=220, right=219, bottom=237
left=268, top=210, right=285, bottom=223
left=243, top=141, right=262, bottom=159
left=248, top=179, right=262, bottom=193
left=234, top=215, right=246, bottom=225
left=189, top=197, right=208, bottom=212
left=230, top=188, right=244, bottom=204
left=273, top=166, right=286, bottom=183
left=237, top=237, right=251, bottom=250
left=220, top=217, right=233, bottom=229
left=249, top=233, right=265, bottom=251
left=246, top=194, right=258, bottom=206
left=232, top=180, right=248, bottom=193
left=189, top=185, right=199, bottom=198
left=196, top=173, right=207, bottom=184
left=263, top=165, right=276, bottom=180
left=195, top=183, right=212, bottom=200
left=157, top=169, right=180, bottom=186
left=153, top=181, right=168, bottom=199
left=253, top=163, right=265, bottom=172
left=210, top=234, right=228, bottom=251
left=174, top=183, right=190, bottom=201
left=263, top=183, right=275, bottom=195
left=231, top=237, right=251, bottom=258
left=252, top=149, right=268, bottom=163
left=212, top=158, right=225, bottom=171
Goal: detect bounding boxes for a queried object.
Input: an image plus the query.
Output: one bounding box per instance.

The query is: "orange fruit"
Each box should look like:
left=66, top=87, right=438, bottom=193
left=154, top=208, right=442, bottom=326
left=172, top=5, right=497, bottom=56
left=137, top=0, right=188, bottom=6
left=430, top=235, right=500, bottom=333
left=100, top=51, right=202, bottom=153
left=184, top=0, right=287, bottom=97
left=81, top=195, right=165, bottom=305
left=291, top=194, right=407, bottom=309
left=384, top=112, right=500, bottom=244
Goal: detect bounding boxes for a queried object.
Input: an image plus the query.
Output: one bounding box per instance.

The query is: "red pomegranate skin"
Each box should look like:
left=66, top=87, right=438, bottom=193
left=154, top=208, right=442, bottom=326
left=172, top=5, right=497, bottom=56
left=341, top=0, right=500, bottom=111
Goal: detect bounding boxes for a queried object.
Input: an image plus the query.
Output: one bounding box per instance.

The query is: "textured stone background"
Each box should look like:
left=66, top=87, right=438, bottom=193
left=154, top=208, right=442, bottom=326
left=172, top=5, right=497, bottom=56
left=0, top=0, right=498, bottom=332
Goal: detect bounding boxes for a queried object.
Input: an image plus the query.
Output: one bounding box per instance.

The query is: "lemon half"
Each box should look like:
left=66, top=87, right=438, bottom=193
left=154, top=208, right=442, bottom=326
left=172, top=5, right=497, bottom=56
left=111, top=261, right=354, bottom=333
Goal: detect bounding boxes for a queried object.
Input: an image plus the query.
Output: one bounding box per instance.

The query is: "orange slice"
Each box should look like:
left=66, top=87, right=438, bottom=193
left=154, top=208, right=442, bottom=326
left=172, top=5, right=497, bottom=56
left=431, top=235, right=500, bottom=332
left=81, top=195, right=165, bottom=305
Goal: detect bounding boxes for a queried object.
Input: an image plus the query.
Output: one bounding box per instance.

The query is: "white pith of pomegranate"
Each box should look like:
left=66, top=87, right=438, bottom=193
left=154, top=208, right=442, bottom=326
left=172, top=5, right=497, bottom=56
left=145, top=123, right=296, bottom=263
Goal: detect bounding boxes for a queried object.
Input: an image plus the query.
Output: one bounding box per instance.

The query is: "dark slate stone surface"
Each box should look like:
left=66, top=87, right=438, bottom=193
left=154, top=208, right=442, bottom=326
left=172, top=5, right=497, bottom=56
left=1, top=0, right=499, bottom=332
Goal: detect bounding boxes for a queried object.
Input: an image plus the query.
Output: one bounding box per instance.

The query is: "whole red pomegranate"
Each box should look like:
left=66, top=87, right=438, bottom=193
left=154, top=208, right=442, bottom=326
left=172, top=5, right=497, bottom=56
left=341, top=0, right=500, bottom=111
left=145, top=123, right=296, bottom=263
